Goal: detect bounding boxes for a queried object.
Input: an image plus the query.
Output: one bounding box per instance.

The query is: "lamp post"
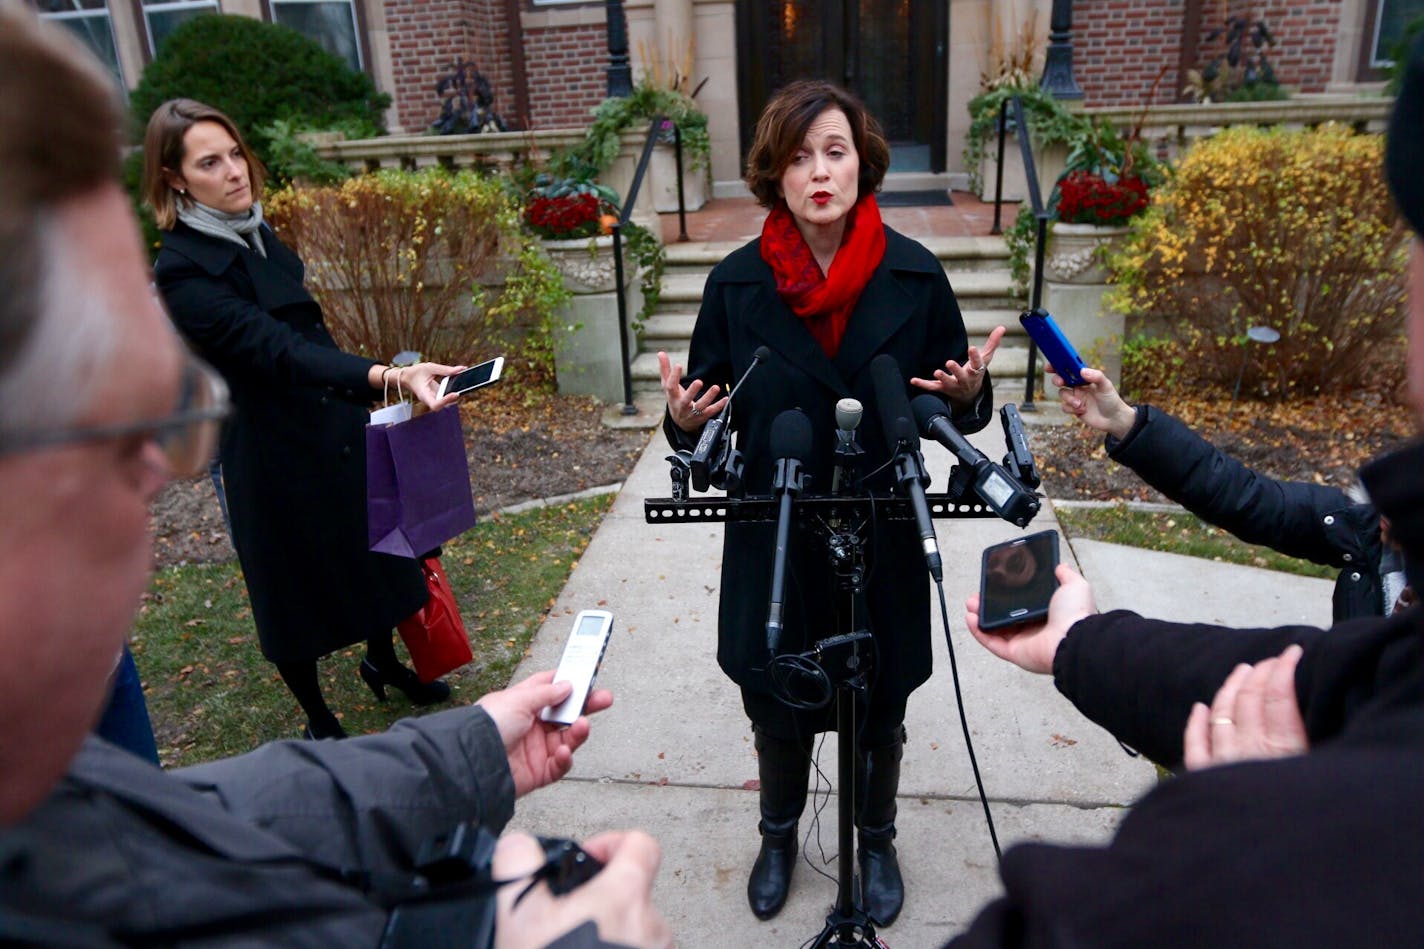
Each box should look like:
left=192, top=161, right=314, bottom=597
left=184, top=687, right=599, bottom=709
left=1227, top=325, right=1281, bottom=420
left=1040, top=0, right=1083, bottom=100
left=605, top=0, right=633, bottom=97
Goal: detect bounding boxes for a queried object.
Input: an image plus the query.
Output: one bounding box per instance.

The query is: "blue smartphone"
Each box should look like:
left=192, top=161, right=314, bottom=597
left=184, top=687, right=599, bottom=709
left=1018, top=308, right=1087, bottom=387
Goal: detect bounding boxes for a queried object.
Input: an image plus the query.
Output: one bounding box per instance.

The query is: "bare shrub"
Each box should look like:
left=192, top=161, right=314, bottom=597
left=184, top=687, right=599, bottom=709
left=266, top=169, right=567, bottom=371
left=1109, top=124, right=1409, bottom=399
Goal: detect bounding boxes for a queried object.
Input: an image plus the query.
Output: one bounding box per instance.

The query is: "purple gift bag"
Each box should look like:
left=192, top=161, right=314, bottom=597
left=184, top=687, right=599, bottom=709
left=366, top=405, right=476, bottom=558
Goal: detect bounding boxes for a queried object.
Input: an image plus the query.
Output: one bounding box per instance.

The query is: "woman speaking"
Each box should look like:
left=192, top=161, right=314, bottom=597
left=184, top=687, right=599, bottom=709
left=659, top=80, right=1004, bottom=926
left=144, top=100, right=461, bottom=741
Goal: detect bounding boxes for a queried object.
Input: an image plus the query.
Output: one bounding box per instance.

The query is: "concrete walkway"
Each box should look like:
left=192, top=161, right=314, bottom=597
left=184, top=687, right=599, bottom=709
left=505, top=417, right=1334, bottom=948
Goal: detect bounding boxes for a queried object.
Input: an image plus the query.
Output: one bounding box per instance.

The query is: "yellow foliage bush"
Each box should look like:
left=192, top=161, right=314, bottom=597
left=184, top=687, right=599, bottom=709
left=1109, top=124, right=1409, bottom=397
left=266, top=169, right=567, bottom=375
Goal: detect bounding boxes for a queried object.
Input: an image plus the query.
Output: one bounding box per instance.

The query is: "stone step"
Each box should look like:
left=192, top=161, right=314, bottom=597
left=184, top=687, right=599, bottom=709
left=662, top=236, right=1013, bottom=277
left=640, top=308, right=1029, bottom=348
left=657, top=268, right=1022, bottom=307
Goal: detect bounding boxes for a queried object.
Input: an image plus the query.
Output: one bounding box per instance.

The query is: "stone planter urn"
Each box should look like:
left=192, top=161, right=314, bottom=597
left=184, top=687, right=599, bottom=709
left=1044, top=222, right=1131, bottom=284
left=542, top=235, right=641, bottom=403
left=541, top=235, right=622, bottom=293
left=1039, top=222, right=1132, bottom=394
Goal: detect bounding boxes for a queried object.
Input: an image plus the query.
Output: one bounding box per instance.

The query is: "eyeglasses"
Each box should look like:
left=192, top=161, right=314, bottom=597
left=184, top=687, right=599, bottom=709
left=0, top=355, right=230, bottom=478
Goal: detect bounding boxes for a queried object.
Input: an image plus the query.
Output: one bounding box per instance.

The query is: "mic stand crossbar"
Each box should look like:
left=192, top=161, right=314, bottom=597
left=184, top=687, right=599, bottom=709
left=644, top=492, right=1007, bottom=525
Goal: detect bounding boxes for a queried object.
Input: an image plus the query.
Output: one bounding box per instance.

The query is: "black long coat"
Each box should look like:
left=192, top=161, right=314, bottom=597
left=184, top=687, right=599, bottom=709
left=156, top=223, right=426, bottom=664
left=667, top=227, right=992, bottom=708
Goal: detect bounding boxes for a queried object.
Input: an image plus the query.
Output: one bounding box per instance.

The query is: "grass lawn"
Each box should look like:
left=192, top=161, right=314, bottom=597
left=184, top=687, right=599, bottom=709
left=1054, top=504, right=1337, bottom=581
left=133, top=493, right=612, bottom=768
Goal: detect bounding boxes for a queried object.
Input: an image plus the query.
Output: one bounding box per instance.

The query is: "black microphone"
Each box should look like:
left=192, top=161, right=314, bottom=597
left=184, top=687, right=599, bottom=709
left=830, top=397, right=863, bottom=496
left=689, top=345, right=770, bottom=492
left=765, top=408, right=812, bottom=656
left=999, top=403, right=1040, bottom=489
left=912, top=393, right=1041, bottom=527
left=869, top=355, right=943, bottom=582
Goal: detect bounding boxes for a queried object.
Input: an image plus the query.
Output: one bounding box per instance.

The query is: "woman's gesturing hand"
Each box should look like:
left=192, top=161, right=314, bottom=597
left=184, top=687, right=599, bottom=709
left=658, top=350, right=727, bottom=432
left=911, top=325, right=1005, bottom=408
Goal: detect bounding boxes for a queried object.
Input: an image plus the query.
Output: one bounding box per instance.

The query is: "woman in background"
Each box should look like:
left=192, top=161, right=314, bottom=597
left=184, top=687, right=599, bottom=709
left=145, top=99, right=459, bottom=740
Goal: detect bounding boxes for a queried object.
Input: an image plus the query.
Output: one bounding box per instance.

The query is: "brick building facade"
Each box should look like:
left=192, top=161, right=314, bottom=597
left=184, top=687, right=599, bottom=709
left=37, top=0, right=1406, bottom=190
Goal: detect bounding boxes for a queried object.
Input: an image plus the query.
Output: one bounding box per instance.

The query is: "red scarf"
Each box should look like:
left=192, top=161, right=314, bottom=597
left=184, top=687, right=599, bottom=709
left=760, top=193, right=887, bottom=358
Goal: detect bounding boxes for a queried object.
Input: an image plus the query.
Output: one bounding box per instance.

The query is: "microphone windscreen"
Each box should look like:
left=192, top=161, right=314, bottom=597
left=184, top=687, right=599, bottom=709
left=912, top=393, right=950, bottom=434
left=835, top=398, right=863, bottom=433
left=893, top=416, right=918, bottom=448
left=870, top=354, right=915, bottom=451
left=752, top=345, right=772, bottom=362
left=770, top=408, right=814, bottom=463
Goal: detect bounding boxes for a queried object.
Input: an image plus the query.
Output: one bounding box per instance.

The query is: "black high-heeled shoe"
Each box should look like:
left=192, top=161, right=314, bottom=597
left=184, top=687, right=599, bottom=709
left=303, top=719, right=348, bottom=740
left=359, top=658, right=452, bottom=706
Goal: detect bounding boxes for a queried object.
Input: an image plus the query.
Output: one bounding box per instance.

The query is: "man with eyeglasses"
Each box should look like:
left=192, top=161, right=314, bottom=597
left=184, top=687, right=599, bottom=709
left=0, top=9, right=669, bottom=947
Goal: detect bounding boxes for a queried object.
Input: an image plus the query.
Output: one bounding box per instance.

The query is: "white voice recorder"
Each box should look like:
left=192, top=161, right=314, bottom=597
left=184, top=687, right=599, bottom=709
left=539, top=609, right=614, bottom=726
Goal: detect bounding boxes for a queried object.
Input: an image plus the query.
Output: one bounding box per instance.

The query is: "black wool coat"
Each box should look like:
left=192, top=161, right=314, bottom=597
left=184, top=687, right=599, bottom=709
left=156, top=223, right=427, bottom=664
left=666, top=227, right=992, bottom=709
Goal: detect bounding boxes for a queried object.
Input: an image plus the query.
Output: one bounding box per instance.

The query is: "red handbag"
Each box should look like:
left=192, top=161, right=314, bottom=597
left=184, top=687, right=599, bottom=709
left=397, top=556, right=473, bottom=683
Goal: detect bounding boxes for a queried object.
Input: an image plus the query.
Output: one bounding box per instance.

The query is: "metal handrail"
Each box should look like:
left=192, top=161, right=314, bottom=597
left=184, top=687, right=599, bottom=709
left=990, top=96, right=1049, bottom=411
left=610, top=115, right=668, bottom=415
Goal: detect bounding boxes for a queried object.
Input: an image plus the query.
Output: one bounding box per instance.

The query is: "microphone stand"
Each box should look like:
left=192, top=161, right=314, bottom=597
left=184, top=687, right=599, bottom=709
left=772, top=485, right=881, bottom=948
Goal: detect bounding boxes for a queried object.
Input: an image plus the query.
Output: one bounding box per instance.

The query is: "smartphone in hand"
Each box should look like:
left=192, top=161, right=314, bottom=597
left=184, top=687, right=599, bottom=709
left=978, top=530, right=1060, bottom=631
left=1019, top=309, right=1087, bottom=387
left=437, top=356, right=504, bottom=398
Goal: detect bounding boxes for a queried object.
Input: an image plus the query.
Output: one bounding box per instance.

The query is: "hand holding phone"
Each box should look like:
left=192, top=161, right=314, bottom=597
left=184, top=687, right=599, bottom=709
left=437, top=356, right=504, bottom=398
left=978, top=530, right=1061, bottom=630
left=1019, top=309, right=1086, bottom=387
left=540, top=610, right=614, bottom=726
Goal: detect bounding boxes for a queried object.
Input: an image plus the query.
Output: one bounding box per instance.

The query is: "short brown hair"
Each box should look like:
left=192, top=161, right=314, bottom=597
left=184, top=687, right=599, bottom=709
left=143, top=99, right=267, bottom=230
left=0, top=6, right=124, bottom=429
left=743, top=80, right=890, bottom=209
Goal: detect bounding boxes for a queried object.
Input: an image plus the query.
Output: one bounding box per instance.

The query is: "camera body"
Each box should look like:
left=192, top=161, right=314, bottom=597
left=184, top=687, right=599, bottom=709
left=379, top=823, right=603, bottom=948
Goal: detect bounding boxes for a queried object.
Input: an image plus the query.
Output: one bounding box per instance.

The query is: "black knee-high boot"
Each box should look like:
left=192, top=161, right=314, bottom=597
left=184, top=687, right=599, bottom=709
left=856, top=728, right=905, bottom=926
left=747, top=729, right=812, bottom=920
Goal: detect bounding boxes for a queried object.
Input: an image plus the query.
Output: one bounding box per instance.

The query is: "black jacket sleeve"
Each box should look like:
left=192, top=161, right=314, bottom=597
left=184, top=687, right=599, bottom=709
left=157, top=255, right=376, bottom=396
left=1107, top=405, right=1362, bottom=566
left=1052, top=611, right=1328, bottom=767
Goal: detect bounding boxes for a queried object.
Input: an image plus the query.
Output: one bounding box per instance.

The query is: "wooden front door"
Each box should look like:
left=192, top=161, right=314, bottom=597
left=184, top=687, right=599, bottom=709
left=736, top=0, right=948, bottom=172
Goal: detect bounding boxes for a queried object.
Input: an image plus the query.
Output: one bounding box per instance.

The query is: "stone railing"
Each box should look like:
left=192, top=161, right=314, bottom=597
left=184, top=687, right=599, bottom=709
left=312, top=128, right=661, bottom=231
left=313, top=128, right=584, bottom=174
left=1082, top=95, right=1393, bottom=164
left=991, top=93, right=1391, bottom=205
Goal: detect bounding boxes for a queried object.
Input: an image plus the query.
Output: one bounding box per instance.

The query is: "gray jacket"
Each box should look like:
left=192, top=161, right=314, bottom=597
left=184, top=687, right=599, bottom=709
left=0, top=707, right=604, bottom=947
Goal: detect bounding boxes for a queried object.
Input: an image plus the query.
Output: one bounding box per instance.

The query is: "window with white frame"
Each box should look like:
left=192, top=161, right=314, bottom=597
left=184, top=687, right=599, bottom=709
left=1370, top=0, right=1424, bottom=68
left=33, top=0, right=124, bottom=88
left=142, top=0, right=220, bottom=55
left=270, top=0, right=362, bottom=72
